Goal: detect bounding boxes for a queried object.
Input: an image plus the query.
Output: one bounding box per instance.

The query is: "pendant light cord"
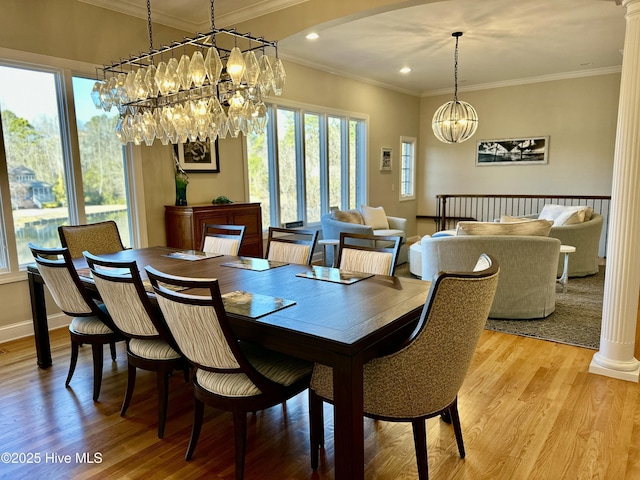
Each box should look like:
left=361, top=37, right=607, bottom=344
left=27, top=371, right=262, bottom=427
left=210, top=0, right=216, bottom=47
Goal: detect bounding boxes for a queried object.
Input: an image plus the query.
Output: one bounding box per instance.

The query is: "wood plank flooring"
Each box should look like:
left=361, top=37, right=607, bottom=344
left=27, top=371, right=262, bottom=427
left=1, top=326, right=639, bottom=479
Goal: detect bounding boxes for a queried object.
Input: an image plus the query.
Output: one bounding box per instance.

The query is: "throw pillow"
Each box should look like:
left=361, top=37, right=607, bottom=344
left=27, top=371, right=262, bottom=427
left=500, top=214, right=535, bottom=223
left=538, top=204, right=589, bottom=225
left=456, top=219, right=553, bottom=236
left=334, top=209, right=364, bottom=224
left=360, top=205, right=389, bottom=230
left=553, top=208, right=585, bottom=226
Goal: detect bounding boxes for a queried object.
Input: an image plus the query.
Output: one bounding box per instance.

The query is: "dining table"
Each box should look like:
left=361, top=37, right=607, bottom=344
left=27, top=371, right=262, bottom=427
left=27, top=246, right=431, bottom=480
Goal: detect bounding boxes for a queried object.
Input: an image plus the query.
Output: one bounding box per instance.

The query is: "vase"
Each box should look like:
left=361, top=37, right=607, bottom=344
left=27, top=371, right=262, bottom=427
left=175, top=171, right=189, bottom=206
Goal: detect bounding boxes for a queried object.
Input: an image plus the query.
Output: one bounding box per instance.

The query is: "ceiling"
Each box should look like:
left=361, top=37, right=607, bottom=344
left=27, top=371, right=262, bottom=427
left=81, top=0, right=627, bottom=97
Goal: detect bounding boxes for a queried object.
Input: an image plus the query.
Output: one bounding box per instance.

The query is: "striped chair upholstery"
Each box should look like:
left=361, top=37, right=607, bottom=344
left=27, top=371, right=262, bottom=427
left=58, top=220, right=125, bottom=259
left=337, top=232, right=402, bottom=276
left=85, top=252, right=188, bottom=438
left=145, top=266, right=312, bottom=479
left=265, top=227, right=319, bottom=265
left=28, top=243, right=122, bottom=402
left=200, top=224, right=245, bottom=255
left=309, top=254, right=500, bottom=480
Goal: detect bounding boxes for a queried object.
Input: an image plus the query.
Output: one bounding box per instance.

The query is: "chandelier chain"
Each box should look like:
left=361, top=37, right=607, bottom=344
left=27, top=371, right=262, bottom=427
left=453, top=34, right=459, bottom=101
left=147, top=0, right=154, bottom=52
left=210, top=0, right=216, bottom=35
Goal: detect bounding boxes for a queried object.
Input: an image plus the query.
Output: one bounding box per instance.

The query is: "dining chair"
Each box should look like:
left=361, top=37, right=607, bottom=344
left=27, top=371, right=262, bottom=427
left=265, top=227, right=319, bottom=265
left=84, top=252, right=189, bottom=438
left=145, top=265, right=313, bottom=480
left=309, top=254, right=500, bottom=480
left=337, top=232, right=402, bottom=275
left=28, top=243, right=123, bottom=401
left=200, top=223, right=246, bottom=255
left=58, top=220, right=125, bottom=259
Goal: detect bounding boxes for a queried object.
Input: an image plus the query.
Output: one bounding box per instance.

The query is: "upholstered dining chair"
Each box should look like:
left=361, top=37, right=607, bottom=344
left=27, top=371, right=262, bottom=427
left=28, top=243, right=123, bottom=401
left=200, top=223, right=245, bottom=255
left=337, top=232, right=402, bottom=275
left=265, top=227, right=319, bottom=265
left=309, top=254, right=500, bottom=480
left=84, top=252, right=189, bottom=438
left=145, top=266, right=313, bottom=480
left=58, top=220, right=125, bottom=259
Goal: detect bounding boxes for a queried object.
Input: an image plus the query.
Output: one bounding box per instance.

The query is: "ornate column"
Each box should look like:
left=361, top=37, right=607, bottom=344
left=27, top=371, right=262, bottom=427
left=590, top=0, right=640, bottom=381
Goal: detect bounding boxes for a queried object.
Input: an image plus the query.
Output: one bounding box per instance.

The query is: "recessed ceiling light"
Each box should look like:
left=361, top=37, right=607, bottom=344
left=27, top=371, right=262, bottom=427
left=306, top=32, right=319, bottom=40
left=399, top=67, right=412, bottom=74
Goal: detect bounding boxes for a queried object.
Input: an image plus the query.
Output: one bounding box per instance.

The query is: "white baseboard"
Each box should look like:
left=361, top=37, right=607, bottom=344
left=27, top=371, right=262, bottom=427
left=0, top=313, right=70, bottom=344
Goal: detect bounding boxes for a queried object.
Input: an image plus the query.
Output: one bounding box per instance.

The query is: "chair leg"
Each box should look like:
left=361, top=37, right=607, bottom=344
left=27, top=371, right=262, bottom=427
left=449, top=398, right=466, bottom=459
left=66, top=340, right=79, bottom=387
left=412, top=418, right=429, bottom=480
left=309, top=390, right=324, bottom=471
left=91, top=343, right=105, bottom=402
left=121, top=362, right=137, bottom=417
left=156, top=369, right=170, bottom=439
left=185, top=397, right=205, bottom=461
left=109, top=341, right=117, bottom=361
left=233, top=410, right=247, bottom=480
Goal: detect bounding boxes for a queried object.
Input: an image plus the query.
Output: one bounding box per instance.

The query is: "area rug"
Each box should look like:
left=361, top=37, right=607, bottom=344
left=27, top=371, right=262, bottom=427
left=395, top=264, right=604, bottom=350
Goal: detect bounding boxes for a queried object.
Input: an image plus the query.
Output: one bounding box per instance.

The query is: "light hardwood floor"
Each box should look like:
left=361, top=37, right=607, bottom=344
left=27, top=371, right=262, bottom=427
left=1, top=326, right=639, bottom=479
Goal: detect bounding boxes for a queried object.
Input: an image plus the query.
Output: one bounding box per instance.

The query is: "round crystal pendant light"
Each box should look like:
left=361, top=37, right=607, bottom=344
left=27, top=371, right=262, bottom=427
left=432, top=32, right=478, bottom=144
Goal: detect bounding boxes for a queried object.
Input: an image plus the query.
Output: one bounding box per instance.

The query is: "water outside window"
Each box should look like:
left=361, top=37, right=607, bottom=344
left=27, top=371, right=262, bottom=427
left=0, top=67, right=130, bottom=266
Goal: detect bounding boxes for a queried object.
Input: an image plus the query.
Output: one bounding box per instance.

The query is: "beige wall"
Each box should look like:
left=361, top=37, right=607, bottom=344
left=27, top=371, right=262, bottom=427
left=0, top=0, right=621, bottom=339
left=418, top=74, right=620, bottom=217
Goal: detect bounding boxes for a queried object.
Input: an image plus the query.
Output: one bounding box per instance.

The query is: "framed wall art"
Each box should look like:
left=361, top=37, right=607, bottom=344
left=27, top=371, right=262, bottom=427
left=380, top=147, right=392, bottom=171
left=476, top=136, right=549, bottom=166
left=174, top=139, right=220, bottom=173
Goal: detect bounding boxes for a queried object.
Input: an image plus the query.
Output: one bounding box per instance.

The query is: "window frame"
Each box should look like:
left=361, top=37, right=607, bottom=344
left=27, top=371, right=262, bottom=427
left=399, top=136, right=416, bottom=202
left=246, top=99, right=368, bottom=229
left=0, top=47, right=139, bottom=282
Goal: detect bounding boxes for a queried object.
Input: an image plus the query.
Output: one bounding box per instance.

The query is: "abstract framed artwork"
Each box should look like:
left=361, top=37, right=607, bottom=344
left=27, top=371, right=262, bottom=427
left=175, top=139, right=220, bottom=173
left=476, top=136, right=549, bottom=166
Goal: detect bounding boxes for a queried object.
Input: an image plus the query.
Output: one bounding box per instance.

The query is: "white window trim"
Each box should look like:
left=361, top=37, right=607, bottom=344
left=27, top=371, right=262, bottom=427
left=399, top=136, right=416, bottom=202
left=0, top=46, right=142, bottom=280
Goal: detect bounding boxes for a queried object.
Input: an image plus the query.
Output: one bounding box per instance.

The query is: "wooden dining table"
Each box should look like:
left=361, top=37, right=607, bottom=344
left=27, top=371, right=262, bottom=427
left=27, top=246, right=431, bottom=480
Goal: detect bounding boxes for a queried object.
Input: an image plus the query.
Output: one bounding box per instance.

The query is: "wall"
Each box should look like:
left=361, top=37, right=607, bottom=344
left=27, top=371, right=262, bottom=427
left=418, top=74, right=620, bottom=221
left=0, top=0, right=421, bottom=336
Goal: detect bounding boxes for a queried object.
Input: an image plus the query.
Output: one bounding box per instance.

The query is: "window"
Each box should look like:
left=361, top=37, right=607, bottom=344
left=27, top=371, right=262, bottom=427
left=0, top=59, right=132, bottom=275
left=399, top=136, right=416, bottom=201
left=247, top=104, right=366, bottom=228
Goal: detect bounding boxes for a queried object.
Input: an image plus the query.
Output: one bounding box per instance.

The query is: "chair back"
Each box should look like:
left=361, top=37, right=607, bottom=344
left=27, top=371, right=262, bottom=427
left=84, top=252, right=161, bottom=339
left=365, top=254, right=499, bottom=417
left=200, top=224, right=245, bottom=255
left=265, top=227, right=319, bottom=265
left=145, top=266, right=280, bottom=395
left=58, top=220, right=125, bottom=259
left=28, top=243, right=101, bottom=318
left=337, top=232, right=401, bottom=276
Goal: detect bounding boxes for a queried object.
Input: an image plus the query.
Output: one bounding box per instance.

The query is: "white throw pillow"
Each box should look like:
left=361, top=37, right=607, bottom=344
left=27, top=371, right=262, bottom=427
left=360, top=205, right=389, bottom=230
left=553, top=208, right=586, bottom=226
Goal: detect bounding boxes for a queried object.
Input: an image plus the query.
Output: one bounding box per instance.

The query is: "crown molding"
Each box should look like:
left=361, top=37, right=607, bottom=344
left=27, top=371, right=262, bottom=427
left=78, top=0, right=309, bottom=33
left=421, top=65, right=623, bottom=97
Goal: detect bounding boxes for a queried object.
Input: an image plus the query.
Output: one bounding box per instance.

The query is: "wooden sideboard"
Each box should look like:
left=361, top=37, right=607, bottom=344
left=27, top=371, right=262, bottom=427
left=165, top=203, right=263, bottom=257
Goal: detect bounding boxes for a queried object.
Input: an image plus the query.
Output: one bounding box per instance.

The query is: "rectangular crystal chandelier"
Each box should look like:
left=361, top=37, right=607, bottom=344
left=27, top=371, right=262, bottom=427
left=91, top=0, right=285, bottom=145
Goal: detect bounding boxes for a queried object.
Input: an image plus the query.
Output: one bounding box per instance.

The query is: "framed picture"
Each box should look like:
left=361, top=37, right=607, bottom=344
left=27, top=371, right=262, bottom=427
left=476, top=136, right=549, bottom=166
left=174, top=139, right=220, bottom=173
left=380, top=147, right=392, bottom=171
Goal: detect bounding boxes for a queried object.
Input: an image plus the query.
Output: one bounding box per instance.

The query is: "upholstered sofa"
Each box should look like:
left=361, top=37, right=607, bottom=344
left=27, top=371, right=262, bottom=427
left=320, top=207, right=408, bottom=266
left=519, top=210, right=604, bottom=277
left=420, top=234, right=561, bottom=319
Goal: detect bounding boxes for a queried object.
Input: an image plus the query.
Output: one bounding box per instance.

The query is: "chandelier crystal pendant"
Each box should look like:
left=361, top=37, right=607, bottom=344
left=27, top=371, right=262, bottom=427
left=91, top=0, right=285, bottom=146
left=432, top=32, right=478, bottom=144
